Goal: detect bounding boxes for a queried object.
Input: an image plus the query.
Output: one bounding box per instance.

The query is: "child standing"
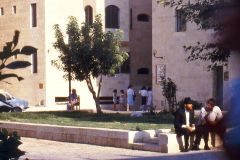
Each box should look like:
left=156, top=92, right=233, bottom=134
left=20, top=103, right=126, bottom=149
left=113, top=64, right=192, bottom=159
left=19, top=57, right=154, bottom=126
left=119, top=90, right=126, bottom=111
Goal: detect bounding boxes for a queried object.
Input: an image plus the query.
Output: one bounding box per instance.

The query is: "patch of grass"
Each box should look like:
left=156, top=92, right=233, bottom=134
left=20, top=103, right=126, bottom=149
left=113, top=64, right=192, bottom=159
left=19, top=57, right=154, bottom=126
left=0, top=111, right=174, bottom=131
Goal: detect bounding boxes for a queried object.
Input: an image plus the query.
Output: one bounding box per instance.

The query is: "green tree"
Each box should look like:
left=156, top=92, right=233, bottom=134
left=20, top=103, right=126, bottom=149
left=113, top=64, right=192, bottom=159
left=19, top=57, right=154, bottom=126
left=53, top=15, right=128, bottom=114
left=0, top=30, right=37, bottom=82
left=157, top=0, right=232, bottom=68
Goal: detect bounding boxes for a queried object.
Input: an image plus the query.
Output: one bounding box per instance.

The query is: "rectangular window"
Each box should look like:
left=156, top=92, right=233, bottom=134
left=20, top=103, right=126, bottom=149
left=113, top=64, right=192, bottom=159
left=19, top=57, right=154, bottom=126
left=31, top=52, right=37, bottom=73
left=130, top=8, right=132, bottom=30
left=0, top=8, right=4, bottom=16
left=176, top=10, right=186, bottom=32
left=12, top=6, right=16, bottom=14
left=30, top=3, right=37, bottom=27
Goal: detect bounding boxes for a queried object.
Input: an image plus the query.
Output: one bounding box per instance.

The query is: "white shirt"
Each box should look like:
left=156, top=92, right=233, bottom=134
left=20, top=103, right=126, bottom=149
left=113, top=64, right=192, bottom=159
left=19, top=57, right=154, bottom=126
left=147, top=91, right=153, bottom=105
left=199, top=106, right=223, bottom=123
left=185, top=110, right=190, bottom=127
left=127, top=88, right=134, bottom=96
left=139, top=89, right=148, bottom=97
left=181, top=110, right=190, bottom=128
left=212, top=105, right=223, bottom=120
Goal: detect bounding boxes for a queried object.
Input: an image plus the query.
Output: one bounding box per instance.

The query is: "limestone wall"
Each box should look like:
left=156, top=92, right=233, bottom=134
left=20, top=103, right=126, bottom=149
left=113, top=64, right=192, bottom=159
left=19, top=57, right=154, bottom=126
left=0, top=0, right=46, bottom=106
left=152, top=1, right=214, bottom=110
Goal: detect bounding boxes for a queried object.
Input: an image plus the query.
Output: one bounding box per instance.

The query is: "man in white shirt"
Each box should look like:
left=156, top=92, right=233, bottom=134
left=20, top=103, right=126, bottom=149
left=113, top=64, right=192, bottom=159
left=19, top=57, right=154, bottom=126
left=192, top=98, right=223, bottom=150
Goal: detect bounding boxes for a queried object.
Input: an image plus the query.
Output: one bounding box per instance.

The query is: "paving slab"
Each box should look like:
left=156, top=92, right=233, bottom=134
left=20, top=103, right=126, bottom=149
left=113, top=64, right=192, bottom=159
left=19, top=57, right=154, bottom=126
left=18, top=137, right=229, bottom=160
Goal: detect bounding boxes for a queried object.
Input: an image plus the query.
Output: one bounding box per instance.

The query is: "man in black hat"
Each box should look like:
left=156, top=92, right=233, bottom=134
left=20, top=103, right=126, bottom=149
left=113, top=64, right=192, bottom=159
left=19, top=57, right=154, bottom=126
left=174, top=97, right=196, bottom=152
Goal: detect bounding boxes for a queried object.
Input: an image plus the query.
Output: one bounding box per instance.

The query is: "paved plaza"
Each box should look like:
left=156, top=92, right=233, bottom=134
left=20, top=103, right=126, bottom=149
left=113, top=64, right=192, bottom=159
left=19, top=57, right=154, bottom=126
left=18, top=137, right=229, bottom=160
left=17, top=106, right=230, bottom=160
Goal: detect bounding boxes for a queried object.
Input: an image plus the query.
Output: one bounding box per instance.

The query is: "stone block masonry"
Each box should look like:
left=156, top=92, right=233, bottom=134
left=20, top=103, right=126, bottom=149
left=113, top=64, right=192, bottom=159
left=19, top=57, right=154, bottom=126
left=0, top=121, right=222, bottom=153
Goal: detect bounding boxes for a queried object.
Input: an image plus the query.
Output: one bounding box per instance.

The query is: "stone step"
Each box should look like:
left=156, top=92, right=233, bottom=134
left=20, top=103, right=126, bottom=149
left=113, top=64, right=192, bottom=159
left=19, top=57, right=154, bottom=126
left=142, top=137, right=159, bottom=144
left=155, top=129, right=172, bottom=136
left=129, top=142, right=161, bottom=152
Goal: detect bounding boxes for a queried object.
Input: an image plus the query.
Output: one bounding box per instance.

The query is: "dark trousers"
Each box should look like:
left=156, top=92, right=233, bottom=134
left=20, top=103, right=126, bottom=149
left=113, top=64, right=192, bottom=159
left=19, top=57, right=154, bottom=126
left=176, top=128, right=195, bottom=149
left=194, top=125, right=209, bottom=146
left=194, top=119, right=226, bottom=147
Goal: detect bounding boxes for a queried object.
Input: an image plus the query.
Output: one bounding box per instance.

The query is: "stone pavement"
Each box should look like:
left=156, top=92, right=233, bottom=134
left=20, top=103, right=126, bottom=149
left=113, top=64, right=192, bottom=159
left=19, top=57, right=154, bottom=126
left=20, top=107, right=229, bottom=159
left=18, top=137, right=229, bottom=160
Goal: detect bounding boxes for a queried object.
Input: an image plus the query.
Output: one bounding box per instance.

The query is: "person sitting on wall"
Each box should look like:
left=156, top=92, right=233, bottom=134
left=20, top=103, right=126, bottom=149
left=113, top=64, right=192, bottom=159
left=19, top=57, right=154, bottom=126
left=192, top=103, right=212, bottom=150
left=67, top=89, right=79, bottom=111
left=192, top=98, right=223, bottom=150
left=174, top=97, right=196, bottom=152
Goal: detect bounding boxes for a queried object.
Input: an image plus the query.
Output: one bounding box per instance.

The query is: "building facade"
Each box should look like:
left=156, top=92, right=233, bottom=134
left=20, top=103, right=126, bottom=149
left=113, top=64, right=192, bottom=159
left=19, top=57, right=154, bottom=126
left=0, top=0, right=239, bottom=110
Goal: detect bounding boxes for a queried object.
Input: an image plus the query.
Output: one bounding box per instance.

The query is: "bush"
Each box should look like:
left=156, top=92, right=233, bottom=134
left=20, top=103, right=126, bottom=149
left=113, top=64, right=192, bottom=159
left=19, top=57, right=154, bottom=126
left=0, top=128, right=24, bottom=159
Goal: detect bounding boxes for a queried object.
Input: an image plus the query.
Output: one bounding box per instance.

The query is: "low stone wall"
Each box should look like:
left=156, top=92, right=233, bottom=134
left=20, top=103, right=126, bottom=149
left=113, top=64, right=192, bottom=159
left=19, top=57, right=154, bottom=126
left=0, top=121, right=129, bottom=149
left=0, top=121, right=222, bottom=153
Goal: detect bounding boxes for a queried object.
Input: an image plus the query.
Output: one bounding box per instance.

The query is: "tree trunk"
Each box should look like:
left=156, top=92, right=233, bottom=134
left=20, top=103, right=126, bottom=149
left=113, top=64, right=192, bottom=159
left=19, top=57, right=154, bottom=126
left=97, top=75, right=102, bottom=98
left=85, top=76, right=102, bottom=114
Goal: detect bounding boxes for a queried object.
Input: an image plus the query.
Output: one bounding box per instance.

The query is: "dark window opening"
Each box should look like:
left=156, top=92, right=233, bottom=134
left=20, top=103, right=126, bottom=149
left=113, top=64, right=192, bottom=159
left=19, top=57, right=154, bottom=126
left=137, top=68, right=149, bottom=74
left=0, top=8, right=4, bottom=16
left=32, top=52, right=37, bottom=73
left=120, top=55, right=130, bottom=73
left=105, top=5, right=119, bottom=28
left=115, top=53, right=130, bottom=74
left=137, top=14, right=149, bottom=22
left=30, top=3, right=37, bottom=27
left=12, top=6, right=16, bottom=14
left=176, top=9, right=186, bottom=32
left=85, top=6, right=93, bottom=25
left=130, top=8, right=133, bottom=30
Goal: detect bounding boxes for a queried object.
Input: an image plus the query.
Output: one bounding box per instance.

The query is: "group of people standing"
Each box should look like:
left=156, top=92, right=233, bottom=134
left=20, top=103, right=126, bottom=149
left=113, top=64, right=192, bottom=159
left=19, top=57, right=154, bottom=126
left=112, top=85, right=153, bottom=111
left=174, top=97, right=224, bottom=152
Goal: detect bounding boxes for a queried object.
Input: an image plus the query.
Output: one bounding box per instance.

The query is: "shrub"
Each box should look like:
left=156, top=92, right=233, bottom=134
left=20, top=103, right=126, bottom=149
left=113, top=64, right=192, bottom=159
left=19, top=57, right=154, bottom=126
left=0, top=128, right=24, bottom=159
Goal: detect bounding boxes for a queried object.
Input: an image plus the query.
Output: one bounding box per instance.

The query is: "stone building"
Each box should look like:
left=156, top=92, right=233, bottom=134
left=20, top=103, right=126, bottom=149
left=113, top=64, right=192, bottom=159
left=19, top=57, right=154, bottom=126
left=0, top=0, right=239, bottom=110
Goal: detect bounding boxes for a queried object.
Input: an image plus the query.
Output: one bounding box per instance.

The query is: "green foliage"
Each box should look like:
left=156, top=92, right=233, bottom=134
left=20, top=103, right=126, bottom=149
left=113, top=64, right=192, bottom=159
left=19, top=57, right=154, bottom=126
left=160, top=77, right=177, bottom=112
left=157, top=0, right=231, bottom=68
left=0, top=128, right=24, bottom=159
left=53, top=15, right=128, bottom=113
left=0, top=30, right=37, bottom=82
left=52, top=15, right=128, bottom=80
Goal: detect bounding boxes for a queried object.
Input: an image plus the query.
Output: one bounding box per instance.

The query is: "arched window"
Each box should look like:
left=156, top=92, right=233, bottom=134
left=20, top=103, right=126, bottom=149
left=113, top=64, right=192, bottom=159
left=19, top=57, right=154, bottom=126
left=85, top=5, right=93, bottom=25
left=137, top=14, right=149, bottom=22
left=105, top=5, right=119, bottom=28
left=137, top=68, right=149, bottom=75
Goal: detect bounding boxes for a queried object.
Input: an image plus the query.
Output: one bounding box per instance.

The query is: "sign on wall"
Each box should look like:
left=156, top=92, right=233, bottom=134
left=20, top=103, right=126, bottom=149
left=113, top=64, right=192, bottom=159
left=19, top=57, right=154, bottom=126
left=156, top=64, right=166, bottom=84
